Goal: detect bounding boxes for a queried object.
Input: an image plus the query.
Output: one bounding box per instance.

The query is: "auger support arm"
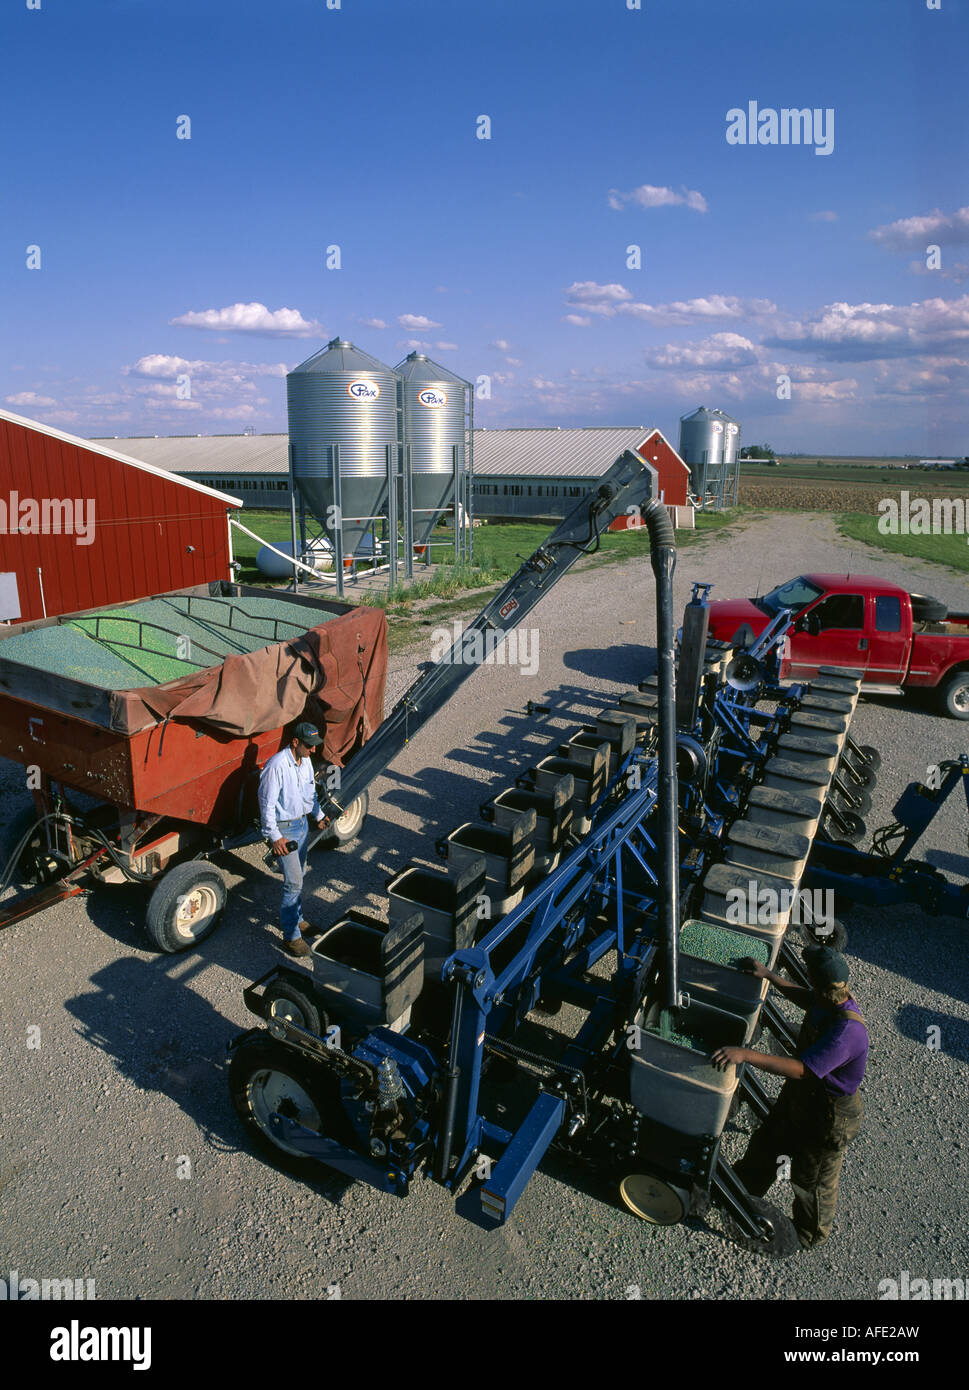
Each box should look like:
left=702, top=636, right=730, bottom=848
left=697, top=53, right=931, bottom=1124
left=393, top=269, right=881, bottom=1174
left=318, top=449, right=664, bottom=825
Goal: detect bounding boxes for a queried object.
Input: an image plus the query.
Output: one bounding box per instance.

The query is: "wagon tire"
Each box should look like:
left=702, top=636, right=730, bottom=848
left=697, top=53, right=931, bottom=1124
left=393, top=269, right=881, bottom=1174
left=144, top=860, right=227, bottom=953
left=318, top=790, right=369, bottom=848
left=939, top=670, right=969, bottom=720
left=910, top=593, right=948, bottom=624
left=228, top=1035, right=355, bottom=1178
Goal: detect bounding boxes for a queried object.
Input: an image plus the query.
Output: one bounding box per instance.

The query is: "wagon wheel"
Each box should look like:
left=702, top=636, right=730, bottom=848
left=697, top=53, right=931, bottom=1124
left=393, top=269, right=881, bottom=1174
left=316, top=790, right=369, bottom=849
left=144, top=860, right=227, bottom=953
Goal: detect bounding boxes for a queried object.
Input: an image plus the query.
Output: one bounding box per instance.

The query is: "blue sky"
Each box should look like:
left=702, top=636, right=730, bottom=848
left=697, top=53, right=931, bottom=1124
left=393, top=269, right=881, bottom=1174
left=2, top=0, right=968, bottom=454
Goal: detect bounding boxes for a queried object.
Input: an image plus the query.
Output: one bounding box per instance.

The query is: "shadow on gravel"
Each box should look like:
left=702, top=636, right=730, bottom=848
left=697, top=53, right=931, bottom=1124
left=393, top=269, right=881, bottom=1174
left=838, top=912, right=969, bottom=1008
left=894, top=1003, right=969, bottom=1064
left=537, top=1150, right=748, bottom=1259
left=563, top=644, right=656, bottom=688
left=62, top=955, right=351, bottom=1206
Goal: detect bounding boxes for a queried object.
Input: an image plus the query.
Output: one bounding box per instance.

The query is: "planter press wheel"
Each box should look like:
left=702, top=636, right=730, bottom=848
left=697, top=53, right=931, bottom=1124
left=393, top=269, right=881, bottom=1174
left=263, top=977, right=326, bottom=1038
left=619, top=1173, right=690, bottom=1226
left=317, top=790, right=369, bottom=848
left=820, top=809, right=866, bottom=844
left=144, top=860, right=227, bottom=953
left=796, top=917, right=849, bottom=953
left=721, top=1197, right=800, bottom=1259
left=228, top=1035, right=355, bottom=1178
left=851, top=744, right=881, bottom=772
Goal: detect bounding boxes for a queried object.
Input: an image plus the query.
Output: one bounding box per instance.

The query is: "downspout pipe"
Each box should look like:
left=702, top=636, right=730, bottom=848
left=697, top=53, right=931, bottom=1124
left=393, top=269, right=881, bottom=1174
left=643, top=500, right=680, bottom=1010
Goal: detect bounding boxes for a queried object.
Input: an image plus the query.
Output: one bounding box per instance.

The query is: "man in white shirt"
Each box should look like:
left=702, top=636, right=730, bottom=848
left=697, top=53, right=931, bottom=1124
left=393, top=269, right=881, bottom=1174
left=258, top=721, right=328, bottom=958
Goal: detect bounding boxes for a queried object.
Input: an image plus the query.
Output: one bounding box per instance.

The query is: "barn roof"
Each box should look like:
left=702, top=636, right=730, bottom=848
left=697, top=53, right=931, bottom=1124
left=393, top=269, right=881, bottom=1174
left=89, top=426, right=689, bottom=481
left=1, top=408, right=242, bottom=506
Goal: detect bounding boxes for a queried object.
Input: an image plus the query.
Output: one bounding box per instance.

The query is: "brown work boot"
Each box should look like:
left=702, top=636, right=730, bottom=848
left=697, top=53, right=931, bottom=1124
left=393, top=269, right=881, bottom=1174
left=298, top=920, right=316, bottom=938
left=282, top=937, right=311, bottom=958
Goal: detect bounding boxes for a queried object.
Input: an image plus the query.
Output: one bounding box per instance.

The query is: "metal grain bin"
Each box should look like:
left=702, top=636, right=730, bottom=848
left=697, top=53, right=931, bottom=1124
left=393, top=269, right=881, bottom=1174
left=287, top=338, right=398, bottom=556
left=395, top=353, right=470, bottom=545
left=678, top=406, right=724, bottom=498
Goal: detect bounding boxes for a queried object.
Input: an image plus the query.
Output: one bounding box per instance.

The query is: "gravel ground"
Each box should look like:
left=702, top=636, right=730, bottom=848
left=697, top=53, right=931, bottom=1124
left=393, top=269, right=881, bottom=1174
left=1, top=510, right=967, bottom=1302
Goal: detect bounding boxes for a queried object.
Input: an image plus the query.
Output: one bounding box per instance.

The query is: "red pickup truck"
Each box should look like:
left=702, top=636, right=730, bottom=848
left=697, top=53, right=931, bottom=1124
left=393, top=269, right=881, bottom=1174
left=707, top=572, right=969, bottom=719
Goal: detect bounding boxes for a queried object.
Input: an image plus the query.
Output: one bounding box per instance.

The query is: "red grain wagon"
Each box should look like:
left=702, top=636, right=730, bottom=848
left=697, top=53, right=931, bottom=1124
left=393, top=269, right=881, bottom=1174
left=0, top=581, right=386, bottom=950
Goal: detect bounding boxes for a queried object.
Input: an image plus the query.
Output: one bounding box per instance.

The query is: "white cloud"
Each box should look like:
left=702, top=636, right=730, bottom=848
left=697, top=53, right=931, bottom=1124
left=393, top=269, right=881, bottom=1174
left=5, top=390, right=57, bottom=408
left=562, top=314, right=592, bottom=326
left=869, top=206, right=969, bottom=251
left=608, top=184, right=708, bottom=214
left=490, top=338, right=511, bottom=351
left=764, top=295, right=969, bottom=360
left=124, top=355, right=288, bottom=382
left=170, top=302, right=325, bottom=338
left=810, top=210, right=839, bottom=222
left=505, top=356, right=523, bottom=366
left=564, top=283, right=776, bottom=324
left=398, top=313, right=443, bottom=330
left=361, top=317, right=387, bottom=329
left=644, top=332, right=759, bottom=372
left=435, top=341, right=458, bottom=351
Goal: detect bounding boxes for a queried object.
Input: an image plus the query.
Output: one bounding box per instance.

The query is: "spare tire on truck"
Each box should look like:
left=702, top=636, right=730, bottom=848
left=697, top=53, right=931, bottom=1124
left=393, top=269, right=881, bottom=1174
left=910, top=593, right=948, bottom=623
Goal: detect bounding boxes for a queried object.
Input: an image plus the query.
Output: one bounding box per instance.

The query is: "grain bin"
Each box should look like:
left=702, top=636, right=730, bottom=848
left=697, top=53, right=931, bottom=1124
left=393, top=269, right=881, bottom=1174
left=287, top=339, right=398, bottom=559
left=678, top=407, right=724, bottom=500
left=395, top=353, right=472, bottom=548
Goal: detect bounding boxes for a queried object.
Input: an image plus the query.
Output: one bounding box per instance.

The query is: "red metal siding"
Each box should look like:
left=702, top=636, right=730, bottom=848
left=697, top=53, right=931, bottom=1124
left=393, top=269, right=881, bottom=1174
left=0, top=418, right=235, bottom=622
left=637, top=430, right=690, bottom=507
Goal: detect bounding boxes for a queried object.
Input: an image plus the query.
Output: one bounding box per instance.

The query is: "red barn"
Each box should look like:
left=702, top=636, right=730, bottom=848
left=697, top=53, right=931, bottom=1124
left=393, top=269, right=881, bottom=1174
left=0, top=408, right=241, bottom=624
left=608, top=428, right=691, bottom=531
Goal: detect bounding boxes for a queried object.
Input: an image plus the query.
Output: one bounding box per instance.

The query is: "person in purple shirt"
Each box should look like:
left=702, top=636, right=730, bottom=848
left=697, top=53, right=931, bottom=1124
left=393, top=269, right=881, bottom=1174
left=712, top=945, right=868, bottom=1249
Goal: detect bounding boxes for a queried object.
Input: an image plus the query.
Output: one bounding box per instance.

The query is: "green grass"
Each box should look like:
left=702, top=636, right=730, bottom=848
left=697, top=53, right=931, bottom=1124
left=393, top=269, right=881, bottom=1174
left=229, top=508, right=738, bottom=605
left=836, top=512, right=969, bottom=573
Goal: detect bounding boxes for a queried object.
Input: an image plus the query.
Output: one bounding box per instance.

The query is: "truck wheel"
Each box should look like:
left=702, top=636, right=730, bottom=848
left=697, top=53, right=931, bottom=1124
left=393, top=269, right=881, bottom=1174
left=910, top=594, right=948, bottom=623
left=144, top=860, right=226, bottom=953
left=319, top=790, right=369, bottom=848
left=939, top=671, right=969, bottom=720
left=263, top=977, right=326, bottom=1037
left=228, top=1035, right=355, bottom=1178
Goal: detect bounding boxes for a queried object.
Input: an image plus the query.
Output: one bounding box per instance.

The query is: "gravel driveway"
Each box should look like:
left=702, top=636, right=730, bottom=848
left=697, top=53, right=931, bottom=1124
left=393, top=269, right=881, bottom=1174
left=1, top=510, right=967, bottom=1301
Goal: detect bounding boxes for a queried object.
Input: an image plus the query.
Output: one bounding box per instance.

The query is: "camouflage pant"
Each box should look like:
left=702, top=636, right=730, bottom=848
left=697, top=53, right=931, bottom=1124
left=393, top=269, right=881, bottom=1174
left=733, top=1080, right=863, bottom=1247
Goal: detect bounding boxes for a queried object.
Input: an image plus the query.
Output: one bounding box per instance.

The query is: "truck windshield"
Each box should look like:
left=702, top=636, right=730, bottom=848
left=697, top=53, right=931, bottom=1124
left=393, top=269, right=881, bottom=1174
left=759, top=577, right=824, bottom=615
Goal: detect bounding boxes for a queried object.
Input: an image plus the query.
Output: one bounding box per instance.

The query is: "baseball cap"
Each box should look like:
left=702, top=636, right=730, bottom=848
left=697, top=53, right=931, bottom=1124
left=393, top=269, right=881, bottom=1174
left=802, top=944, right=850, bottom=986
left=293, top=721, right=322, bottom=747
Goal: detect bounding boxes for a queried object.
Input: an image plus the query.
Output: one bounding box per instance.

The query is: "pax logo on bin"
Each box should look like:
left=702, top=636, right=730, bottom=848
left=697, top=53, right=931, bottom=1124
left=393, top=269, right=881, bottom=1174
left=418, top=388, right=447, bottom=409
left=347, top=379, right=380, bottom=401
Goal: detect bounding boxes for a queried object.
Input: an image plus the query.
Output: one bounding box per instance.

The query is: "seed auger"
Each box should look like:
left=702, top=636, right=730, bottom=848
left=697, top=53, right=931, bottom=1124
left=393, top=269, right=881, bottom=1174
left=228, top=452, right=880, bottom=1255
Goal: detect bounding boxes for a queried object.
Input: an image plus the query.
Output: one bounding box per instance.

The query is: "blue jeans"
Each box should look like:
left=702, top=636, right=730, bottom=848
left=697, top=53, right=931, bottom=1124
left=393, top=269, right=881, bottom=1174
left=276, top=816, right=309, bottom=941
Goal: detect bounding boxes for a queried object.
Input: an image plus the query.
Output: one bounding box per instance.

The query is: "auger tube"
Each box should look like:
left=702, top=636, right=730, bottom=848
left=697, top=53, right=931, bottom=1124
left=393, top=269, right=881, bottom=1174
left=644, top=498, right=680, bottom=1011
